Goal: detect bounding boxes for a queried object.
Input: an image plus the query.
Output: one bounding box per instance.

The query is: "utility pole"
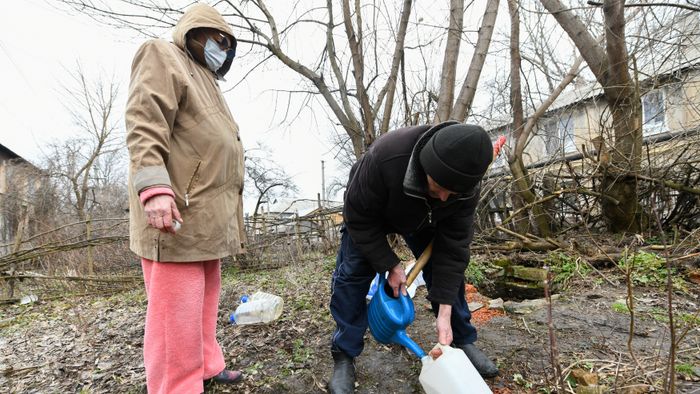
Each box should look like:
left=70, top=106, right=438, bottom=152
left=321, top=160, right=326, bottom=208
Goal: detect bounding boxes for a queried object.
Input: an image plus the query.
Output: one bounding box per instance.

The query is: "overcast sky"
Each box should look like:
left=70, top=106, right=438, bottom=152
left=0, top=0, right=343, bottom=212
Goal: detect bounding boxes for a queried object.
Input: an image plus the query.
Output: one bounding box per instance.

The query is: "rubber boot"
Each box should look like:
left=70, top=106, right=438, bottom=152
left=454, top=343, right=499, bottom=378
left=329, top=349, right=355, bottom=394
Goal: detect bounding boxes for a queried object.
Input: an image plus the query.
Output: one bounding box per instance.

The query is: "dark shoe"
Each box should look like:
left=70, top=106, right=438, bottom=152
left=329, top=349, right=355, bottom=394
left=205, top=369, right=243, bottom=385
left=455, top=343, right=499, bottom=378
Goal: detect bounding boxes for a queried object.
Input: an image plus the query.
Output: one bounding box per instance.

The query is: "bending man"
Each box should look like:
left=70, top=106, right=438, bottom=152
left=329, top=122, right=499, bottom=393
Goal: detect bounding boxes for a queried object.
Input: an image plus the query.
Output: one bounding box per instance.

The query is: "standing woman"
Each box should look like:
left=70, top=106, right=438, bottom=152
left=125, top=4, right=246, bottom=393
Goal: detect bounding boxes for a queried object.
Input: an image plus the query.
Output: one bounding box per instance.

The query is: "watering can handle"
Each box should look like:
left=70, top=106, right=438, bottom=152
left=406, top=241, right=433, bottom=288
left=377, top=274, right=417, bottom=326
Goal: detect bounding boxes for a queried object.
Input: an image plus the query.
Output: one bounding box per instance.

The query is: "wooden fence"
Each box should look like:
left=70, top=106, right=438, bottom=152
left=0, top=208, right=344, bottom=304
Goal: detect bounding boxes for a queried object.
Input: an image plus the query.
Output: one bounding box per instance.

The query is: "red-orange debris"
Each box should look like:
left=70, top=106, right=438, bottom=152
left=422, top=285, right=506, bottom=325
left=471, top=307, right=506, bottom=326
left=465, top=284, right=506, bottom=326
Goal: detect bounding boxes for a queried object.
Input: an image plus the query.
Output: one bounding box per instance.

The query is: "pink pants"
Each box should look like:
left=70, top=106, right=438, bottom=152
left=141, top=258, right=226, bottom=394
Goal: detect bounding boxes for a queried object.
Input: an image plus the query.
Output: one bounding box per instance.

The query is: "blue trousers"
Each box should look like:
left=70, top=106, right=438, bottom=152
left=330, top=227, right=477, bottom=357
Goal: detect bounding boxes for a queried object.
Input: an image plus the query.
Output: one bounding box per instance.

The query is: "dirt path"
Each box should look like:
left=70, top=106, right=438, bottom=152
left=1, top=254, right=698, bottom=393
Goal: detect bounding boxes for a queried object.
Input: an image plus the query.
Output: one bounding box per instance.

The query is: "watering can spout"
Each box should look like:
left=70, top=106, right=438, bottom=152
left=392, top=330, right=426, bottom=358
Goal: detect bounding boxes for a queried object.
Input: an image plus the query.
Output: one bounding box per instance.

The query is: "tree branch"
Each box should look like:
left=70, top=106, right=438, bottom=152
left=376, top=0, right=412, bottom=135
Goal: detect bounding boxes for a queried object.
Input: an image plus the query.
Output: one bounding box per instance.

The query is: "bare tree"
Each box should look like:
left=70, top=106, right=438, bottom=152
left=53, top=1, right=500, bottom=158
left=43, top=65, right=125, bottom=221
left=502, top=0, right=593, bottom=236
left=244, top=143, right=299, bottom=224
left=235, top=0, right=415, bottom=157
left=538, top=0, right=644, bottom=232
left=507, top=0, right=553, bottom=235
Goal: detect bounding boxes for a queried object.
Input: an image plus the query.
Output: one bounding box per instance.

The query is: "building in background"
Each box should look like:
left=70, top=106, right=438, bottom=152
left=0, top=143, right=43, bottom=254
left=487, top=11, right=700, bottom=170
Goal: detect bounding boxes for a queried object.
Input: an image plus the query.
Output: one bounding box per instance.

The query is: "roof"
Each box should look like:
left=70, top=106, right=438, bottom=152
left=0, top=143, right=22, bottom=160
left=551, top=11, right=700, bottom=109
left=265, top=198, right=342, bottom=217
left=634, top=11, right=700, bottom=78
left=546, top=82, right=603, bottom=113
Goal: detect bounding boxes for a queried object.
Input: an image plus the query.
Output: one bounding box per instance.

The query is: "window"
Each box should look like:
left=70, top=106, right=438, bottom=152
left=642, top=89, right=665, bottom=136
left=545, top=114, right=576, bottom=155
left=559, top=115, right=576, bottom=153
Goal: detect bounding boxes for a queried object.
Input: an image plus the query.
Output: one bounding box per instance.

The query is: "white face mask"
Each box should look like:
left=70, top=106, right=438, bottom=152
left=203, top=38, right=227, bottom=72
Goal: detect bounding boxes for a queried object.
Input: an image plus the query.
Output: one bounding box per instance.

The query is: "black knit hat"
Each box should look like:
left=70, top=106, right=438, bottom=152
left=419, top=123, right=492, bottom=193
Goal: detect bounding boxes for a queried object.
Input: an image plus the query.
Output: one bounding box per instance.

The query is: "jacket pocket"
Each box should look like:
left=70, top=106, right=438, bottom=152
left=184, top=160, right=202, bottom=207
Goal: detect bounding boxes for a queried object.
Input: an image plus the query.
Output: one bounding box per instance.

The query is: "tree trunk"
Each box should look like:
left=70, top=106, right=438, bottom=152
left=538, top=0, right=643, bottom=232
left=342, top=0, right=376, bottom=149
left=508, top=152, right=551, bottom=235
left=451, top=0, right=499, bottom=121
left=538, top=0, right=608, bottom=82
left=379, top=0, right=412, bottom=135
left=507, top=0, right=551, bottom=236
left=434, top=0, right=464, bottom=123
left=326, top=0, right=364, bottom=157
left=251, top=183, right=283, bottom=239
left=600, top=0, right=644, bottom=232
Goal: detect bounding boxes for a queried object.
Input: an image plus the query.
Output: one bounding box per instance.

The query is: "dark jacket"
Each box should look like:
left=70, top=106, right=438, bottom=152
left=343, top=121, right=480, bottom=305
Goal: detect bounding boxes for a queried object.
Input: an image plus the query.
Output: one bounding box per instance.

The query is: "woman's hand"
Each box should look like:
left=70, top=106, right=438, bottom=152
left=144, top=194, right=183, bottom=233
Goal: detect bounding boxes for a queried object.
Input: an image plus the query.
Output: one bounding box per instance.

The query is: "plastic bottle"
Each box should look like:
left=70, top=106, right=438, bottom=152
left=419, top=344, right=492, bottom=394
left=229, top=291, right=284, bottom=325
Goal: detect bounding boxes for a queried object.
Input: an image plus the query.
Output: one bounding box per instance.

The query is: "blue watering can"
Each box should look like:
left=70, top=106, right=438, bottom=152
left=368, top=242, right=433, bottom=359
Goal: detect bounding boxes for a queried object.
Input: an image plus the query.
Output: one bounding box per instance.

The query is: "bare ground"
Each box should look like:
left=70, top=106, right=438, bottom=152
left=1, top=252, right=699, bottom=393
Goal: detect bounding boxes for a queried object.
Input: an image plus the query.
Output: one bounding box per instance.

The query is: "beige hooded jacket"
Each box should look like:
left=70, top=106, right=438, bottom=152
left=126, top=4, right=245, bottom=262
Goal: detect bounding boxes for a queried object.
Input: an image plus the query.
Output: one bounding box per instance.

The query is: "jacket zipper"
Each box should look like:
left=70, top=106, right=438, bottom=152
left=404, top=190, right=433, bottom=229
left=404, top=188, right=475, bottom=229
left=184, top=161, right=202, bottom=207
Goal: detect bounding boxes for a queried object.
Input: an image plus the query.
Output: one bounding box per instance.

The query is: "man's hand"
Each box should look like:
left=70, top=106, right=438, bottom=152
left=144, top=194, right=183, bottom=233
left=436, top=304, right=453, bottom=345
left=386, top=263, right=407, bottom=297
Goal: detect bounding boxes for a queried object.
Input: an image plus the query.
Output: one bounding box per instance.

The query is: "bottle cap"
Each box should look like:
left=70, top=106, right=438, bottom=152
left=229, top=313, right=236, bottom=324
left=240, top=295, right=249, bottom=303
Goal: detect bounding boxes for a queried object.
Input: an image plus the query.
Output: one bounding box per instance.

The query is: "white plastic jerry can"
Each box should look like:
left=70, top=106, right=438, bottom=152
left=419, top=344, right=492, bottom=394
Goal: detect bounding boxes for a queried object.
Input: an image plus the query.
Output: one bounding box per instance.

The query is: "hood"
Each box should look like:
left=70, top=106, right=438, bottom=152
left=172, top=4, right=236, bottom=79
